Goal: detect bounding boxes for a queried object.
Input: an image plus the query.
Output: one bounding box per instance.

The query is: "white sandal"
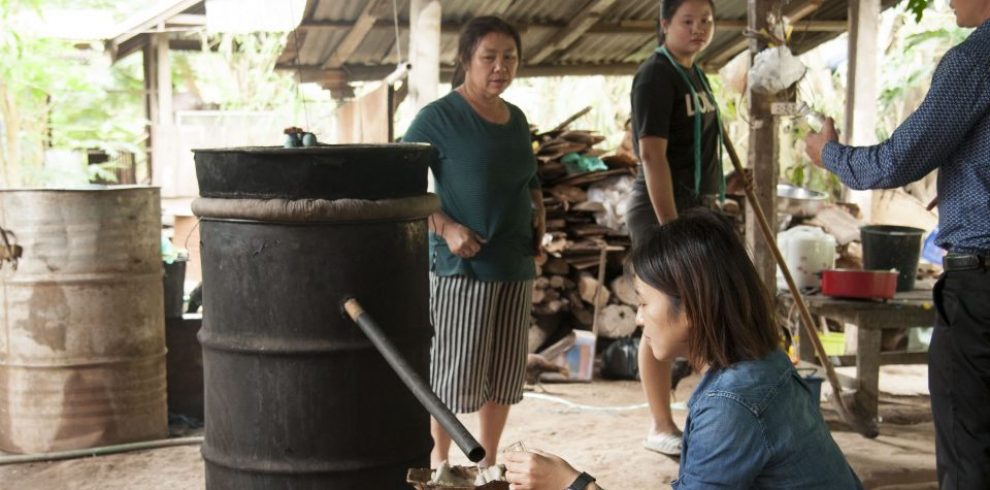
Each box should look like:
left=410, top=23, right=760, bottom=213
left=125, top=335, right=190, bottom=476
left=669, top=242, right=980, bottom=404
left=644, top=432, right=682, bottom=456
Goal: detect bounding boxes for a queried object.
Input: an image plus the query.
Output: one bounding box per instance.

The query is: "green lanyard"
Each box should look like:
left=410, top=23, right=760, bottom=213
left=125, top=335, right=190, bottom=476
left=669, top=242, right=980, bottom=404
left=655, top=45, right=725, bottom=202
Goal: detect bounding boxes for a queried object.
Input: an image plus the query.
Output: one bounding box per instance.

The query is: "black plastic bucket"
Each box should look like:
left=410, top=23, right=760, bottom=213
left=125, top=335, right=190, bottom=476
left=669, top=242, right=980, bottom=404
left=861, top=225, right=925, bottom=292
left=163, top=259, right=187, bottom=319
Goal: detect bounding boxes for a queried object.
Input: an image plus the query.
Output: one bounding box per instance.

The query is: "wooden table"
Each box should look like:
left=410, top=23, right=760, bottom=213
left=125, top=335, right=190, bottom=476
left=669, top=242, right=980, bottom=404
left=780, top=289, right=936, bottom=422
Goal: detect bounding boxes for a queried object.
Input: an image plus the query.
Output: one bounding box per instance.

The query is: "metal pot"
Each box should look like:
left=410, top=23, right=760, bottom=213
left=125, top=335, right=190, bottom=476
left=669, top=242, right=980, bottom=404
left=777, top=183, right=828, bottom=218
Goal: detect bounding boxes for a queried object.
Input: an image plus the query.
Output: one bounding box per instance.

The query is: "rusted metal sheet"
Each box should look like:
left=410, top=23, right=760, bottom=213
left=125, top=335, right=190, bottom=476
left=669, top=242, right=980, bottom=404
left=0, top=187, right=168, bottom=454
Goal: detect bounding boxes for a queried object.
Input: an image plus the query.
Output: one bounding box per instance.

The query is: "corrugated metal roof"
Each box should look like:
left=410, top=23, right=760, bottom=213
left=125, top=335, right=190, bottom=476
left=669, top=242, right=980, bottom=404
left=277, top=0, right=902, bottom=92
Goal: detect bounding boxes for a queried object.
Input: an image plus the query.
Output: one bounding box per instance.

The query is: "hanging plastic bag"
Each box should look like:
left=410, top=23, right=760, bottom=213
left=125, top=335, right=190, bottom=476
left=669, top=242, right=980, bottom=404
left=748, top=46, right=807, bottom=95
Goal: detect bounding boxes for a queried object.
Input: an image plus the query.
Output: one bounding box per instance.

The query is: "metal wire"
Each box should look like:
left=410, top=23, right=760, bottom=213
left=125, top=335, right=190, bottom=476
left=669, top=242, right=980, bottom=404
left=287, top=0, right=310, bottom=130
left=392, top=0, right=403, bottom=64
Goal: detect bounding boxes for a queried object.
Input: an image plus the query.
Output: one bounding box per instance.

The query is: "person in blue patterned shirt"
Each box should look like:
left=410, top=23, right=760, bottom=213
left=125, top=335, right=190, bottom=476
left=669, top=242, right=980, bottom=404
left=805, top=2, right=990, bottom=488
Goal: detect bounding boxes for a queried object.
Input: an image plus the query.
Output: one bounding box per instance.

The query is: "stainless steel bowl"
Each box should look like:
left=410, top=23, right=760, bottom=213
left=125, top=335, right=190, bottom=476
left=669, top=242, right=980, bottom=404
left=777, top=183, right=828, bottom=218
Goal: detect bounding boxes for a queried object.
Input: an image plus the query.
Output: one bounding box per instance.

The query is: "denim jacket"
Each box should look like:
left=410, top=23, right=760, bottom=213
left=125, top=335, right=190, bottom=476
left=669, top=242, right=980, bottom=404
left=672, top=350, right=864, bottom=489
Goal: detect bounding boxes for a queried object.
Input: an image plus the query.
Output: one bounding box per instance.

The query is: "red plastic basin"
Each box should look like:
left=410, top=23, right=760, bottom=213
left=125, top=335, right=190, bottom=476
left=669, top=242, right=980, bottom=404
left=820, top=269, right=898, bottom=300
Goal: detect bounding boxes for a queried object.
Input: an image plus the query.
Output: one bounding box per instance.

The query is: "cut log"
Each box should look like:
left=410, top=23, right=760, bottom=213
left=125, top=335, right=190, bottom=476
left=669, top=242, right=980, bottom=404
left=807, top=205, right=862, bottom=246
left=601, top=153, right=638, bottom=169
left=537, top=140, right=588, bottom=160
left=569, top=224, right=615, bottom=238
left=548, top=185, right=587, bottom=203
left=545, top=236, right=568, bottom=254
left=551, top=168, right=634, bottom=187
left=577, top=272, right=610, bottom=308
left=571, top=307, right=594, bottom=329
left=610, top=274, right=638, bottom=306
left=528, top=324, right=549, bottom=353
left=534, top=276, right=551, bottom=289
left=529, top=314, right=562, bottom=353
left=534, top=299, right=564, bottom=316
left=568, top=256, right=606, bottom=270
left=571, top=201, right=606, bottom=213
left=559, top=130, right=606, bottom=146
left=532, top=288, right=546, bottom=304
left=565, top=240, right=624, bottom=254
left=549, top=275, right=566, bottom=289
left=545, top=257, right=570, bottom=275
left=597, top=304, right=638, bottom=338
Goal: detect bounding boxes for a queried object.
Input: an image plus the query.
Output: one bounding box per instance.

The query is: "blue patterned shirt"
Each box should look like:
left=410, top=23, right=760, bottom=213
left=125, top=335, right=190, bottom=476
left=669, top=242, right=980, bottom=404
left=823, top=18, right=990, bottom=254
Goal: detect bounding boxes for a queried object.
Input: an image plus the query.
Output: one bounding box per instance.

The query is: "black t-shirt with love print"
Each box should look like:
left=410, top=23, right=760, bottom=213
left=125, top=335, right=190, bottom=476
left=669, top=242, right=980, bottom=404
left=630, top=51, right=721, bottom=200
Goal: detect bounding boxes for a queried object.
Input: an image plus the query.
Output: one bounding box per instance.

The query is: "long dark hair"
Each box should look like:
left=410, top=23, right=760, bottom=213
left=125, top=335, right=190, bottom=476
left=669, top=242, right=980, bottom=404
left=656, top=0, right=717, bottom=45
left=630, top=209, right=780, bottom=371
left=450, top=16, right=522, bottom=89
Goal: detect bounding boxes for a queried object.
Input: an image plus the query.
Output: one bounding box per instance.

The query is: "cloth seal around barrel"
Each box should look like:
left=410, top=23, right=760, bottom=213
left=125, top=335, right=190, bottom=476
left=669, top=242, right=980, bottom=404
left=192, top=195, right=440, bottom=223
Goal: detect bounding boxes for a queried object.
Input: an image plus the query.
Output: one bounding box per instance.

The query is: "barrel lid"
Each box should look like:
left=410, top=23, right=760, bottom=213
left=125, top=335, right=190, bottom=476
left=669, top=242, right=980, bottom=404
left=194, top=144, right=434, bottom=200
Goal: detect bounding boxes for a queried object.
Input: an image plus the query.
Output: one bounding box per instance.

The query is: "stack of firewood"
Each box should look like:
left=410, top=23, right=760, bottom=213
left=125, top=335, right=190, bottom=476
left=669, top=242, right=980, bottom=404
left=527, top=108, right=643, bottom=351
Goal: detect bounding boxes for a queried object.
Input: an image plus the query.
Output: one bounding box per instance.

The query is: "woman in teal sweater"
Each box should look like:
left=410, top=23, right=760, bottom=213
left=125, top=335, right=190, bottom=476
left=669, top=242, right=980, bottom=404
left=402, top=16, right=544, bottom=467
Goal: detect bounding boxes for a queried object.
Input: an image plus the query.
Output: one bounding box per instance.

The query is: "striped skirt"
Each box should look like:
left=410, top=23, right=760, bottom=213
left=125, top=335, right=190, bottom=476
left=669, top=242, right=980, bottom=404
left=429, top=274, right=533, bottom=413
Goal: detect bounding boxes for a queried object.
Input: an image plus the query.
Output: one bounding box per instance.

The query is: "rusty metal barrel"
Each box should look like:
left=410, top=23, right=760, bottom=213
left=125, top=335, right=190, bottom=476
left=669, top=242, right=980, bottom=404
left=192, top=145, right=437, bottom=489
left=0, top=187, right=168, bottom=453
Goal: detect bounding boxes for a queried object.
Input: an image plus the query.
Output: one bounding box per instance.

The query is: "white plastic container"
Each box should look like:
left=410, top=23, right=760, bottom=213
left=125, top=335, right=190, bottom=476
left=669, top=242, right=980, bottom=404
left=776, top=225, right=837, bottom=291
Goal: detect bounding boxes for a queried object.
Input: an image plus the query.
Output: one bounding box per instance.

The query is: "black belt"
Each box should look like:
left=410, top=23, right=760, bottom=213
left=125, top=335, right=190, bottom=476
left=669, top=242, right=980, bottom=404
left=943, top=253, right=990, bottom=271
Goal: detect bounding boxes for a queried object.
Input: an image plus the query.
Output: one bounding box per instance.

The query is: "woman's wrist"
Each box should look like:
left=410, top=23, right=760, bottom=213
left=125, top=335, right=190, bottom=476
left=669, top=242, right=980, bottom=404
left=564, top=470, right=598, bottom=490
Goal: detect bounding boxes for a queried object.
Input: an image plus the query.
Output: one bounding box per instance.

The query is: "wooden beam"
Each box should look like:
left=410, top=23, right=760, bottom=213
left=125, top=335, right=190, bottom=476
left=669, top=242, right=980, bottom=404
left=276, top=62, right=641, bottom=84
left=787, top=0, right=825, bottom=20
left=409, top=0, right=441, bottom=110
left=528, top=0, right=618, bottom=65
left=845, top=0, right=881, bottom=219
left=322, top=0, right=391, bottom=69
left=701, top=38, right=750, bottom=69
left=516, top=62, right=639, bottom=78
left=142, top=39, right=158, bottom=186
left=167, top=14, right=206, bottom=26
left=300, top=19, right=460, bottom=35
left=588, top=19, right=846, bottom=34
left=746, top=0, right=781, bottom=293
left=716, top=19, right=846, bottom=31
left=109, top=0, right=201, bottom=58
left=169, top=39, right=207, bottom=51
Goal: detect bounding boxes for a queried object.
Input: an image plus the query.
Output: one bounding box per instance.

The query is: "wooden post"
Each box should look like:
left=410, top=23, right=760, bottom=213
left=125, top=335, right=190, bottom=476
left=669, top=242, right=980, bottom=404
left=409, top=0, right=441, bottom=112
left=143, top=31, right=173, bottom=189
left=746, top=0, right=780, bottom=292
left=142, top=38, right=158, bottom=186
left=844, top=0, right=880, bottom=221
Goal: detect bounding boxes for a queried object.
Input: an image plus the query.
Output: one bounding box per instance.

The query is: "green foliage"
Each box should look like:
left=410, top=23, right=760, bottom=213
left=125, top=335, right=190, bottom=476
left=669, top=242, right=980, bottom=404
left=0, top=0, right=147, bottom=187
left=1, top=39, right=146, bottom=185
left=173, top=32, right=300, bottom=111
left=906, top=0, right=934, bottom=23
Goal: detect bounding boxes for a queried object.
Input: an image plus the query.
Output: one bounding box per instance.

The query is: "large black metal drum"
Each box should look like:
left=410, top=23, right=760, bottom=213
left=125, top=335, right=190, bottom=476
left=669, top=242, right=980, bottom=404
left=193, top=145, right=437, bottom=489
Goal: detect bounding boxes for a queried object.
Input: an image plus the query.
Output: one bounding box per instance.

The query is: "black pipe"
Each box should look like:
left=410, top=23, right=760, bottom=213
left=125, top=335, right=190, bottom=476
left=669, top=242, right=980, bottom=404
left=341, top=297, right=486, bottom=463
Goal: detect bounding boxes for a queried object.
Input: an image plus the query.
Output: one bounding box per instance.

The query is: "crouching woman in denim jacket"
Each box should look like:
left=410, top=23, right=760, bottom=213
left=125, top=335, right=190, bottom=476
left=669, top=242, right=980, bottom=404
left=504, top=209, right=863, bottom=490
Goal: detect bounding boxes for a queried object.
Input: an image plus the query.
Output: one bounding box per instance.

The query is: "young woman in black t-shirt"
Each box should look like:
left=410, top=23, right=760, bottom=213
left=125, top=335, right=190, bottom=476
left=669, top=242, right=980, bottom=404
left=627, top=0, right=725, bottom=457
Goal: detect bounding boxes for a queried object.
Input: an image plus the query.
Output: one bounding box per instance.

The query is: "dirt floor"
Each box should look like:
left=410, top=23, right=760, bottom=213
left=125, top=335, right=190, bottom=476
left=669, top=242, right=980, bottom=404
left=0, top=365, right=936, bottom=490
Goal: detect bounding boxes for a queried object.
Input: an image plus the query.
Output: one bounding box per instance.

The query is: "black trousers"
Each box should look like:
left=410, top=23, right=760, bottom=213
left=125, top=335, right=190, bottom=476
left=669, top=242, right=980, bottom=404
left=931, top=266, right=990, bottom=489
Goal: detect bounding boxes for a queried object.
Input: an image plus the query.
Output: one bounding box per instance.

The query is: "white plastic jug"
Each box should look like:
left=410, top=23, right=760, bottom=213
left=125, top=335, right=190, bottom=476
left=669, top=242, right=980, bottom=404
left=776, top=225, right=836, bottom=290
